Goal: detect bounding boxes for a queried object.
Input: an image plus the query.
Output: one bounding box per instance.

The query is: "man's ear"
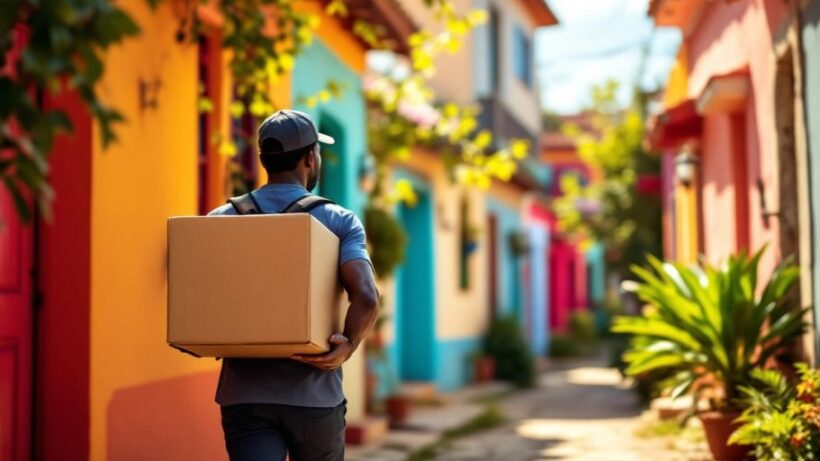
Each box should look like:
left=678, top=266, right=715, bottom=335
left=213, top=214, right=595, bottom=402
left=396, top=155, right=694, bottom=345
left=303, top=148, right=314, bottom=168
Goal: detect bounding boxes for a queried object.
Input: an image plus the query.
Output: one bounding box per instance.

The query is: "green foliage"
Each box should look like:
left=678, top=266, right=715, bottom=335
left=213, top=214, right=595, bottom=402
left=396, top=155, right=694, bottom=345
left=612, top=248, right=808, bottom=410
left=548, top=333, right=579, bottom=359
left=483, top=314, right=535, bottom=387
left=552, top=80, right=661, bottom=274
left=730, top=364, right=820, bottom=460
left=363, top=206, right=407, bottom=279
left=569, top=310, right=598, bottom=343
left=1, top=0, right=140, bottom=221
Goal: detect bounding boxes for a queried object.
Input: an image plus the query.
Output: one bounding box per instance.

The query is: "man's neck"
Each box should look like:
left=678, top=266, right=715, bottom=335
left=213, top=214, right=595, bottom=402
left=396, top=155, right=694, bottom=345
left=265, top=172, right=305, bottom=188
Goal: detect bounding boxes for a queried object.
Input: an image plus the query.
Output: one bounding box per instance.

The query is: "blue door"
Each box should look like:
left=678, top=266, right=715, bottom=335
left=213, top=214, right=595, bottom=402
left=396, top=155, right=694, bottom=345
left=395, top=180, right=436, bottom=381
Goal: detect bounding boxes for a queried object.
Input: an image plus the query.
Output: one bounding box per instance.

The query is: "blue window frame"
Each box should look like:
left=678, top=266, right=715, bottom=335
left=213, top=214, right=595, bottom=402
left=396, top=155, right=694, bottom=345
left=513, top=26, right=532, bottom=87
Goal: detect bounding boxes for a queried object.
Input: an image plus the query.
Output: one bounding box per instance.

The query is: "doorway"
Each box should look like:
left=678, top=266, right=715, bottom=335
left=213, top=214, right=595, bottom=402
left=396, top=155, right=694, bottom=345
left=0, top=190, right=33, bottom=461
left=394, top=178, right=436, bottom=381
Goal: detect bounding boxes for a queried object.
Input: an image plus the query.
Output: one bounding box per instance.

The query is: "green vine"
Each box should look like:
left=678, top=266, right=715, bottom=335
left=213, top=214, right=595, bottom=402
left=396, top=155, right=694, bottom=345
left=2, top=0, right=530, bottom=222
left=1, top=0, right=139, bottom=221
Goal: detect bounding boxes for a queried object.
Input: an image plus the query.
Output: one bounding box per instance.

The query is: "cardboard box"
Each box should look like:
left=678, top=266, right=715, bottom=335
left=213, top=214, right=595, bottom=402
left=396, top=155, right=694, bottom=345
left=167, top=214, right=343, bottom=358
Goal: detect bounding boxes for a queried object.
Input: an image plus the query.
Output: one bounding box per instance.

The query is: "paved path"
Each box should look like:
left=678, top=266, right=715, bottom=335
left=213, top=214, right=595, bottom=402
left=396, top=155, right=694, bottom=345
left=348, top=354, right=710, bottom=460
left=427, top=356, right=708, bottom=461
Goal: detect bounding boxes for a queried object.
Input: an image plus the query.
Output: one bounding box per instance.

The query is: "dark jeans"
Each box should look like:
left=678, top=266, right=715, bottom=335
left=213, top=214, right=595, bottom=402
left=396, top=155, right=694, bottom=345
left=220, top=401, right=346, bottom=461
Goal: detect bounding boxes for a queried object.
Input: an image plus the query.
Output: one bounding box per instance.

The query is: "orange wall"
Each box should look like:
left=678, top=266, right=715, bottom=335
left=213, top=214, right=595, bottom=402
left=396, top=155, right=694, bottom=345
left=89, top=2, right=222, bottom=459
left=85, top=2, right=367, bottom=459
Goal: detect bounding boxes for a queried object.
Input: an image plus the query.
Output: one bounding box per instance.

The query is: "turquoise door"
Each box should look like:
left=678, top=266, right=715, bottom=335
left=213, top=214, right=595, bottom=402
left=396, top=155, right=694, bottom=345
left=395, top=183, right=436, bottom=381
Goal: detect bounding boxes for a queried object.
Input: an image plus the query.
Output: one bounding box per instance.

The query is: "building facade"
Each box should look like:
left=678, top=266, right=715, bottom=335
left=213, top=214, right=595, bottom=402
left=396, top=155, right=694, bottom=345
left=802, top=0, right=820, bottom=361
left=0, top=1, right=411, bottom=459
left=649, top=0, right=816, bottom=360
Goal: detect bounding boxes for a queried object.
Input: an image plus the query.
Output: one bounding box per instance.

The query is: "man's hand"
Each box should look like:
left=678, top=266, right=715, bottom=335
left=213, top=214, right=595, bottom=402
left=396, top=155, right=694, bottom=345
left=292, top=334, right=355, bottom=371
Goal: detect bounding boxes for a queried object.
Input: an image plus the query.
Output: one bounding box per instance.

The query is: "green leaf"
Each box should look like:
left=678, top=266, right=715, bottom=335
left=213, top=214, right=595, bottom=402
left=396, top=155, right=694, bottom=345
left=1, top=177, right=31, bottom=223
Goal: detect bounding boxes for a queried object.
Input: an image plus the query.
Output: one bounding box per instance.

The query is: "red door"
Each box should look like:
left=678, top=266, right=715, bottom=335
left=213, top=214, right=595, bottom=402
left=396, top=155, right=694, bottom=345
left=0, top=190, right=33, bottom=461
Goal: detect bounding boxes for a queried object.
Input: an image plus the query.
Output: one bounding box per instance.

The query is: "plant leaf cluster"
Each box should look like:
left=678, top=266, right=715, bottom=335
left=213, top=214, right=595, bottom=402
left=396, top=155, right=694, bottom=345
left=612, top=248, right=808, bottom=410
left=730, top=364, right=820, bottom=460
left=1, top=0, right=139, bottom=221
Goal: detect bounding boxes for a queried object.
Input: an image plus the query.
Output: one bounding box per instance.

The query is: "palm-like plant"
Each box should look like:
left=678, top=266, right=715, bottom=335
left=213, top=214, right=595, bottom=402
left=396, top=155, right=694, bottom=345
left=612, top=248, right=809, bottom=410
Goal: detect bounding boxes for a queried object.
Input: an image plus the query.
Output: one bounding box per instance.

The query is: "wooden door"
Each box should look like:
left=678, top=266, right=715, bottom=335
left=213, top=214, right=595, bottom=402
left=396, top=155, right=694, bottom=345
left=0, top=190, right=33, bottom=461
left=487, top=215, right=498, bottom=319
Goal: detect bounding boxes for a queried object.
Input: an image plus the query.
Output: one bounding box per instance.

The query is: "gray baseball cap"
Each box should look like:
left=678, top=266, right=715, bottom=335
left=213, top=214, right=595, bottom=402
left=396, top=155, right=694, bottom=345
left=258, top=110, right=335, bottom=154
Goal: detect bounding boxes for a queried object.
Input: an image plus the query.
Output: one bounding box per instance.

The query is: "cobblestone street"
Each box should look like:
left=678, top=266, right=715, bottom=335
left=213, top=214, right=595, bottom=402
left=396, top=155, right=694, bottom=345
left=434, top=362, right=646, bottom=460
left=409, top=354, right=708, bottom=461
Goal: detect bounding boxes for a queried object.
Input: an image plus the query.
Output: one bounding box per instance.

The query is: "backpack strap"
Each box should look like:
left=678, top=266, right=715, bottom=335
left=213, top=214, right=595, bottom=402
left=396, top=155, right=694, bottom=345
left=280, top=194, right=334, bottom=214
left=227, top=192, right=263, bottom=215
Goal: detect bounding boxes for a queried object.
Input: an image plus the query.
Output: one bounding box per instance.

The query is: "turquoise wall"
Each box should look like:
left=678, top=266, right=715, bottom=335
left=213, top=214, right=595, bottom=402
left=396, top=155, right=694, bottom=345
left=487, top=197, right=523, bottom=319
left=435, top=338, right=481, bottom=391
left=292, top=40, right=367, bottom=216
left=803, top=0, right=820, bottom=360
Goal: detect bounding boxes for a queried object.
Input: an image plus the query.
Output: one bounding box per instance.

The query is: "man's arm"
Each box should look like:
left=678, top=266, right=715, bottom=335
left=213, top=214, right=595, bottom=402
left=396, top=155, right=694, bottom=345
left=292, top=259, right=379, bottom=370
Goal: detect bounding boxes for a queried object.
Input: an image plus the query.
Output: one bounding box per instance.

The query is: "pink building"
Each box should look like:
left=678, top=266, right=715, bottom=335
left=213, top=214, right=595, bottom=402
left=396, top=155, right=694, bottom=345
left=650, top=0, right=815, bottom=357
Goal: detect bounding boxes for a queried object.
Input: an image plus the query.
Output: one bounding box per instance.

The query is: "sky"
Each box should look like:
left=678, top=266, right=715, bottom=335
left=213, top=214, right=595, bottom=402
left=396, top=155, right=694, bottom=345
left=538, top=0, right=682, bottom=114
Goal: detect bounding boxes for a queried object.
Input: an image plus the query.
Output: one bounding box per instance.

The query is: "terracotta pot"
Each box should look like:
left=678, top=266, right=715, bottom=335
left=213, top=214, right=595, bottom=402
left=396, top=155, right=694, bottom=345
left=474, top=356, right=496, bottom=382
left=699, top=412, right=752, bottom=461
left=385, top=396, right=412, bottom=426
left=364, top=372, right=378, bottom=414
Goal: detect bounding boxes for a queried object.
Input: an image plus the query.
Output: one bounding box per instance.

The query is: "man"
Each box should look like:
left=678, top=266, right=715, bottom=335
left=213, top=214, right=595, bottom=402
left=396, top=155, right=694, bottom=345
left=208, top=110, right=380, bottom=461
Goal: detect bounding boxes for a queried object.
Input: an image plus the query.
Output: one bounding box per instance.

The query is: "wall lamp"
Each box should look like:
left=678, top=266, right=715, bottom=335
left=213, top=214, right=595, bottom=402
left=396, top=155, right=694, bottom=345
left=674, top=150, right=700, bottom=186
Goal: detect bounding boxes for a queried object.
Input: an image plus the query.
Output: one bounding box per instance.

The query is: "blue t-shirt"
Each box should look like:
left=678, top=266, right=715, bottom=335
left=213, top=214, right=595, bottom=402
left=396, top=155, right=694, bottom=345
left=208, top=183, right=371, bottom=408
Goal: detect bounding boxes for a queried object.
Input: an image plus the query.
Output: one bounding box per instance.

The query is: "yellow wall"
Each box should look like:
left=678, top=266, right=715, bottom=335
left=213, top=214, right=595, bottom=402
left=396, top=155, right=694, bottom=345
left=663, top=46, right=689, bottom=109
left=674, top=180, right=700, bottom=264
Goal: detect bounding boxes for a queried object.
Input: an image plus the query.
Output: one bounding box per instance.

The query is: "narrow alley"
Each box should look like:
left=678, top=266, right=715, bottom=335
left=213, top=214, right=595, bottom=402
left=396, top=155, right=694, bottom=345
left=350, top=350, right=711, bottom=461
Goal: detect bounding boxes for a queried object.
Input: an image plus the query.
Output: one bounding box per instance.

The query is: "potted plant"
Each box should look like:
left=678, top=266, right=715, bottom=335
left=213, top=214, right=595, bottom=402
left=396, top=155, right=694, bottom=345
left=364, top=206, right=407, bottom=279
left=483, top=314, right=535, bottom=388
left=730, top=364, right=820, bottom=459
left=362, top=311, right=413, bottom=427
left=613, top=249, right=808, bottom=461
left=364, top=312, right=390, bottom=414
left=469, top=350, right=496, bottom=383
left=508, top=230, right=531, bottom=258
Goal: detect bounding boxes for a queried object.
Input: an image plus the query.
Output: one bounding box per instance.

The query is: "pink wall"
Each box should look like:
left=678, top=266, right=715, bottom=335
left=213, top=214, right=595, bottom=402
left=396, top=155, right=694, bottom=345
left=685, top=0, right=789, bottom=275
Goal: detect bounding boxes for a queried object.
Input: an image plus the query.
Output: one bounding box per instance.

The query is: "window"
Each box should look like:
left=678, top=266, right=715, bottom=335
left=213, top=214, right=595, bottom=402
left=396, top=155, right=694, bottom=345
left=488, top=7, right=500, bottom=92
left=513, top=26, right=532, bottom=87
left=458, top=195, right=473, bottom=290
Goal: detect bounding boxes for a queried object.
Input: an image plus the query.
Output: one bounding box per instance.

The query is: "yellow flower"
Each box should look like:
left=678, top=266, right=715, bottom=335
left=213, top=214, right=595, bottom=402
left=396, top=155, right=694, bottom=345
left=229, top=101, right=245, bottom=119
left=318, top=90, right=332, bottom=103
left=278, top=54, right=295, bottom=72
left=391, top=179, right=418, bottom=206
left=467, top=9, right=489, bottom=26
left=511, top=139, right=530, bottom=159
left=218, top=140, right=238, bottom=157
left=198, top=97, right=214, bottom=114
left=394, top=147, right=411, bottom=161
left=326, top=0, right=348, bottom=17
left=297, top=27, right=313, bottom=45
left=250, top=99, right=269, bottom=117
